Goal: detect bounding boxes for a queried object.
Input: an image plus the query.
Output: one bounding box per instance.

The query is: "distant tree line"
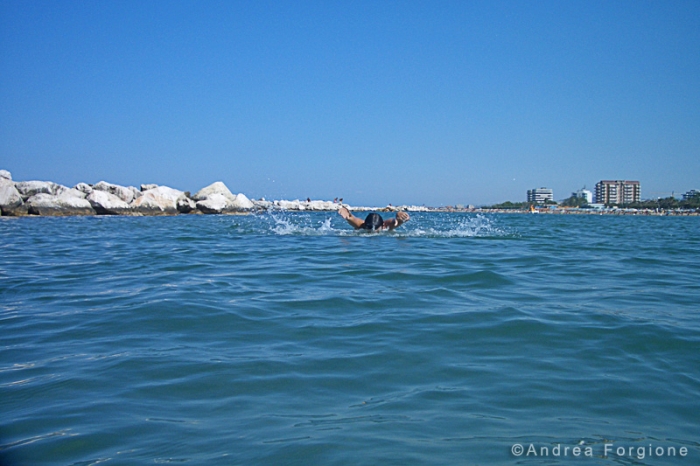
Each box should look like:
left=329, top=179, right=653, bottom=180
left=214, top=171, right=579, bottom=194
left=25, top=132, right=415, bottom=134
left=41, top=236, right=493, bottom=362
left=620, top=194, right=700, bottom=210
left=486, top=201, right=529, bottom=210
left=560, top=196, right=588, bottom=208
left=487, top=197, right=572, bottom=209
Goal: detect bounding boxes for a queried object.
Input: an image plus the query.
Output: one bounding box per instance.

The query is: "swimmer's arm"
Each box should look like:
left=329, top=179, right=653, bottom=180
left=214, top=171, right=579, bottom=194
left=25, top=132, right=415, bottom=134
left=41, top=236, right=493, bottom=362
left=338, top=206, right=365, bottom=229
left=385, top=211, right=410, bottom=230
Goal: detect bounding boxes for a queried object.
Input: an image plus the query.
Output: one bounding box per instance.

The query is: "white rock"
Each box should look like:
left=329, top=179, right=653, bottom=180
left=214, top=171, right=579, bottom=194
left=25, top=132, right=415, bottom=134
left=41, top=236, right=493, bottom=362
left=275, top=200, right=302, bottom=210
left=87, top=190, right=132, bottom=215
left=192, top=182, right=253, bottom=213
left=196, top=193, right=230, bottom=214
left=130, top=186, right=183, bottom=215
left=196, top=192, right=254, bottom=213
left=0, top=170, right=11, bottom=181
left=14, top=180, right=67, bottom=199
left=74, top=183, right=93, bottom=195
left=252, top=199, right=273, bottom=210
left=26, top=193, right=95, bottom=216
left=307, top=200, right=338, bottom=211
left=59, top=188, right=87, bottom=200
left=131, top=195, right=175, bottom=214
left=193, top=181, right=236, bottom=202
left=0, top=183, right=24, bottom=212
left=141, top=183, right=159, bottom=191
left=150, top=186, right=183, bottom=202
left=93, top=181, right=138, bottom=203
left=271, top=199, right=337, bottom=211
left=231, top=192, right=254, bottom=210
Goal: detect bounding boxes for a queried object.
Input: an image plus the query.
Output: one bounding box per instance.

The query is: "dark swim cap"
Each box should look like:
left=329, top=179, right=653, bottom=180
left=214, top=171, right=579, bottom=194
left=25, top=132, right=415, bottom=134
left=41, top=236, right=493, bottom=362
left=361, top=213, right=384, bottom=230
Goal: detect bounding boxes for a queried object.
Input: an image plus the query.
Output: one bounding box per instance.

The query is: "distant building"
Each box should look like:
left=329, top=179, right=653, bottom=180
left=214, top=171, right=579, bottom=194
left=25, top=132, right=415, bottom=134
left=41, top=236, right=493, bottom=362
left=572, top=187, right=593, bottom=204
left=682, top=189, right=699, bottom=200
left=595, top=180, right=640, bottom=205
left=527, top=187, right=553, bottom=204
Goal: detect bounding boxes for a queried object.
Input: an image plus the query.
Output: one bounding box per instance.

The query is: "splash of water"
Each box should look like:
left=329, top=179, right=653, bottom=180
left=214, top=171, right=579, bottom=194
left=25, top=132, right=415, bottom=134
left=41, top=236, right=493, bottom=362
left=268, top=214, right=342, bottom=236
left=265, top=213, right=510, bottom=238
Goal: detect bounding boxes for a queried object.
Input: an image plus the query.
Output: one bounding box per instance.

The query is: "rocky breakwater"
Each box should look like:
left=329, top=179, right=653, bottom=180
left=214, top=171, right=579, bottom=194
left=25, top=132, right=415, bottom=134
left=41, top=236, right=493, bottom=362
left=0, top=170, right=252, bottom=217
left=248, top=199, right=428, bottom=213
left=251, top=198, right=339, bottom=211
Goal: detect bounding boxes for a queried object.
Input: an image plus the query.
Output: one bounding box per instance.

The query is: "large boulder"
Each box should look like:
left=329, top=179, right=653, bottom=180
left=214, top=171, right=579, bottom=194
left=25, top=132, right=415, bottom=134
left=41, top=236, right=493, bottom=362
left=140, top=183, right=158, bottom=191
left=230, top=192, right=254, bottom=210
left=26, top=192, right=95, bottom=216
left=196, top=193, right=229, bottom=214
left=195, top=193, right=230, bottom=214
left=195, top=193, right=254, bottom=214
left=130, top=186, right=183, bottom=215
left=196, top=193, right=228, bottom=214
left=193, top=181, right=253, bottom=213
left=0, top=170, right=11, bottom=181
left=93, top=181, right=140, bottom=204
left=193, top=181, right=235, bottom=201
left=0, top=181, right=24, bottom=215
left=87, top=190, right=133, bottom=215
left=14, top=180, right=67, bottom=200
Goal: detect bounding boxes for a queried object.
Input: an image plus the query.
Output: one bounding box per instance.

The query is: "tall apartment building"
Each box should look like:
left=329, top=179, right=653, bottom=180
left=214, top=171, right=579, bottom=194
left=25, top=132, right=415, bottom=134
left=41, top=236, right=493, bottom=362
left=527, top=187, right=553, bottom=204
left=595, top=180, right=641, bottom=205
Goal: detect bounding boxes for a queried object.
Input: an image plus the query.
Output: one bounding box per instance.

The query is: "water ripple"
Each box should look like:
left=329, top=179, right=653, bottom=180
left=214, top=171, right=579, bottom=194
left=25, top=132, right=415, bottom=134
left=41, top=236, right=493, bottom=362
left=1, top=214, right=699, bottom=465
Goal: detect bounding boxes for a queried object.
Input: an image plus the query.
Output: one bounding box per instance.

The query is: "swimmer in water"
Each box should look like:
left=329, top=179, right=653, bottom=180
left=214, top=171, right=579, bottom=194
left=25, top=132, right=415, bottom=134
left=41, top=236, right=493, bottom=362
left=338, top=206, right=410, bottom=231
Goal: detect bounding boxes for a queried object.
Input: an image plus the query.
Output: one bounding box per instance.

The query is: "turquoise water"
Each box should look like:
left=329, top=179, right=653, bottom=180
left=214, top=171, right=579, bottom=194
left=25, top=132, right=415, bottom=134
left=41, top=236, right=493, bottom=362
left=1, top=213, right=699, bottom=465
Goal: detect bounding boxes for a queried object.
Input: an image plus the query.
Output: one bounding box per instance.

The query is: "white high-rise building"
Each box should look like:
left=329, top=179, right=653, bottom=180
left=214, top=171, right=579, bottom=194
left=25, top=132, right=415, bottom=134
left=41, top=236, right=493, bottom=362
left=527, top=188, right=553, bottom=204
left=572, top=187, right=593, bottom=204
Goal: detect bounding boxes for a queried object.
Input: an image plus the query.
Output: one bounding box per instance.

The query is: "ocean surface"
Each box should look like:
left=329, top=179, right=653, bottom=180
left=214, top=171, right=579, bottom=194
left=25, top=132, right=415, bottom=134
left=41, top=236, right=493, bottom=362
left=1, top=212, right=699, bottom=465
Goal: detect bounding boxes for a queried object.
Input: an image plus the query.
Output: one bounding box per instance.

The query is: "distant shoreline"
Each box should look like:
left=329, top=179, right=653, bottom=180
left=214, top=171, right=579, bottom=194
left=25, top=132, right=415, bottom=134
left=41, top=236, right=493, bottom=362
left=2, top=170, right=698, bottom=218
left=435, top=207, right=700, bottom=216
left=2, top=206, right=698, bottom=218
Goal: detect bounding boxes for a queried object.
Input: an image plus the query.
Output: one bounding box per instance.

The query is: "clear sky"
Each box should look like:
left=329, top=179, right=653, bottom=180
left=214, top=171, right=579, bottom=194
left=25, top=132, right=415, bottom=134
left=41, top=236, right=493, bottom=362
left=1, top=0, right=698, bottom=206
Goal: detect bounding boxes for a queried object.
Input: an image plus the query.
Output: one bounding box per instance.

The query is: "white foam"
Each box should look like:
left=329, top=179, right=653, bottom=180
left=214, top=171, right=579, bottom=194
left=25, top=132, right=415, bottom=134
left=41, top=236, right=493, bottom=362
left=263, top=213, right=509, bottom=238
left=268, top=214, right=345, bottom=236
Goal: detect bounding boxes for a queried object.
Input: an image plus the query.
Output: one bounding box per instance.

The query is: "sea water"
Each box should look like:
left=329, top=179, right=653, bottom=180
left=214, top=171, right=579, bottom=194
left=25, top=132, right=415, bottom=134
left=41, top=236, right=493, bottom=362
left=1, top=212, right=699, bottom=465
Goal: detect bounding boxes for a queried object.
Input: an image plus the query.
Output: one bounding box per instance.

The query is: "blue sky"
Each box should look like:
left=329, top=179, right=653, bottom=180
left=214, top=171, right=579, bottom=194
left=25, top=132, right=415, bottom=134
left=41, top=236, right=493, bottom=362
left=1, top=0, right=698, bottom=206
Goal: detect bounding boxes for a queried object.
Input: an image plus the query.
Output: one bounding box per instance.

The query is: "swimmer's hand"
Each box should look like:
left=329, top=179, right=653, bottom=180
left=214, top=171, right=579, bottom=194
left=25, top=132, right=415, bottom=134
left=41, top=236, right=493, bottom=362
left=396, top=211, right=410, bottom=225
left=338, top=206, right=352, bottom=220
left=386, top=211, right=410, bottom=229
